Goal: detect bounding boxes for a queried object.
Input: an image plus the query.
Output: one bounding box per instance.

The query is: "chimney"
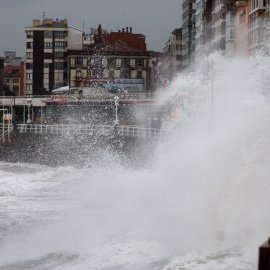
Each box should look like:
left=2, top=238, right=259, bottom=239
left=130, top=27, right=132, bottom=34
left=98, top=24, right=102, bottom=36
left=122, top=28, right=125, bottom=32
left=126, top=27, right=128, bottom=33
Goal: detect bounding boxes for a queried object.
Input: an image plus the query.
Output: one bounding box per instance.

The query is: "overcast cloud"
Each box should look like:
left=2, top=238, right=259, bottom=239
left=0, top=0, right=182, bottom=57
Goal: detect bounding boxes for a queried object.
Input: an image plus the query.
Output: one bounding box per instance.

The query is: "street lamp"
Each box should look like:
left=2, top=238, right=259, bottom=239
left=114, top=96, right=119, bottom=125
left=26, top=98, right=32, bottom=124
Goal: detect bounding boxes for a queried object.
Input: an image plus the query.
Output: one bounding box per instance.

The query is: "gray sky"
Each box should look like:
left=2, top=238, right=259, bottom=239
left=0, top=0, right=182, bottom=57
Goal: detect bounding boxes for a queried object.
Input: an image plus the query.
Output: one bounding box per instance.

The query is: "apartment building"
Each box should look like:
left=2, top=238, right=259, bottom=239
left=235, top=1, right=249, bottom=56
left=68, top=25, right=150, bottom=93
left=25, top=18, right=83, bottom=95
left=0, top=58, right=3, bottom=94
left=249, top=0, right=268, bottom=55
left=195, top=0, right=205, bottom=64
left=161, top=28, right=182, bottom=81
left=4, top=51, right=26, bottom=66
left=3, top=66, right=20, bottom=95
left=182, top=0, right=196, bottom=71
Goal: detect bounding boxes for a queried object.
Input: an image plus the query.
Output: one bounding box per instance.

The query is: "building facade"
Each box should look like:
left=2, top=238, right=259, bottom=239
left=0, top=58, right=3, bottom=94
left=161, top=28, right=182, bottom=81
left=68, top=25, right=150, bottom=93
left=235, top=1, right=249, bottom=56
left=249, top=0, right=268, bottom=55
left=25, top=18, right=83, bottom=95
left=182, top=0, right=196, bottom=71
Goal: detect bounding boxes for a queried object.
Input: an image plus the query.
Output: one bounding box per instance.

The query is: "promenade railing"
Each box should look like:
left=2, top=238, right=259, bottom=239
left=17, top=124, right=171, bottom=139
left=0, top=123, right=13, bottom=139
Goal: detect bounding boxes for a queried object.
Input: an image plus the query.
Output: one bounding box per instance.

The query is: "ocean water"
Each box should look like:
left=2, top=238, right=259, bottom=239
left=1, top=54, right=270, bottom=269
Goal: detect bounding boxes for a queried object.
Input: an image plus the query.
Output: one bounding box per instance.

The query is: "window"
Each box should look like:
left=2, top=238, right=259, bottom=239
left=70, top=57, right=75, bottom=67
left=44, top=42, right=53, bottom=49
left=26, top=73, right=32, bottom=80
left=122, top=58, right=129, bottom=67
left=130, top=59, right=136, bottom=67
left=76, top=57, right=82, bottom=66
left=55, top=52, right=65, bottom=59
left=102, top=58, right=107, bottom=67
left=176, top=44, right=182, bottom=50
left=137, top=58, right=142, bottom=67
left=26, top=31, right=33, bottom=38
left=54, top=62, right=64, bottom=69
left=144, top=59, right=147, bottom=68
left=27, top=42, right=33, bottom=49
left=44, top=53, right=53, bottom=59
left=6, top=79, right=9, bottom=83
left=55, top=41, right=67, bottom=49
left=26, top=84, right=32, bottom=91
left=44, top=31, right=53, bottom=38
left=116, top=58, right=121, bottom=67
left=26, top=63, right=33, bottom=69
left=26, top=52, right=33, bottom=59
left=176, top=55, right=182, bottom=61
left=137, top=71, right=142, bottom=79
left=109, top=58, right=116, bottom=67
left=13, top=79, right=19, bottom=83
left=44, top=74, right=49, bottom=79
left=54, top=72, right=63, bottom=81
left=83, top=58, right=87, bottom=67
left=55, top=31, right=68, bottom=38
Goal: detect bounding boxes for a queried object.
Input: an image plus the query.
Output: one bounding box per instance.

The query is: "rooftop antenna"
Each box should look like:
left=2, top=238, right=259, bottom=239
left=43, top=11, right=46, bottom=20
left=83, top=19, right=85, bottom=31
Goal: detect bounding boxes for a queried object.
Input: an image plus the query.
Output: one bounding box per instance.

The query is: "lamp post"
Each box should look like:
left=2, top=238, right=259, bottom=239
left=114, top=96, right=119, bottom=125
left=2, top=90, right=5, bottom=142
left=26, top=98, right=32, bottom=124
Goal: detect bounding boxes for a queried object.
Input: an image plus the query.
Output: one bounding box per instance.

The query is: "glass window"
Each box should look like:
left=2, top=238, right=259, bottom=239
left=77, top=57, right=82, bottom=66
left=54, top=62, right=64, bottom=69
left=55, top=52, right=65, bottom=59
left=55, top=41, right=67, bottom=49
left=44, top=31, right=53, bottom=38
left=102, top=58, right=107, bottom=67
left=26, top=73, right=32, bottom=80
left=44, top=42, right=53, bottom=49
left=27, top=42, right=33, bottom=49
left=70, top=57, right=75, bottom=67
left=26, top=63, right=33, bottom=69
left=116, top=58, right=121, bottom=67
left=130, top=59, right=136, bottom=67
left=83, top=58, right=87, bottom=67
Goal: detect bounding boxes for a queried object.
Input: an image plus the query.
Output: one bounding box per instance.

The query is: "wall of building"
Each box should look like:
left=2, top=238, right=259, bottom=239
left=68, top=27, right=83, bottom=50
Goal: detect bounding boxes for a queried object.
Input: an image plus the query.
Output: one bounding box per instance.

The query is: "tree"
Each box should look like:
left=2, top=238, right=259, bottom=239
left=34, top=87, right=51, bottom=95
left=0, top=85, right=14, bottom=96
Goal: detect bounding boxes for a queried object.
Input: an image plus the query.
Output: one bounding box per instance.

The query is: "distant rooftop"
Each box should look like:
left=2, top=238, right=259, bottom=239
left=31, top=18, right=68, bottom=28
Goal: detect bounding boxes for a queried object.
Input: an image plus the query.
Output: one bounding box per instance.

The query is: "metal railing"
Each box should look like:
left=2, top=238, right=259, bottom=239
left=16, top=124, right=170, bottom=139
left=0, top=123, right=13, bottom=140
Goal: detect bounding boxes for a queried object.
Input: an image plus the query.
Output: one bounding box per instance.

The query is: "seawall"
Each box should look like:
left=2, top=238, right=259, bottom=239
left=0, top=131, right=158, bottom=168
